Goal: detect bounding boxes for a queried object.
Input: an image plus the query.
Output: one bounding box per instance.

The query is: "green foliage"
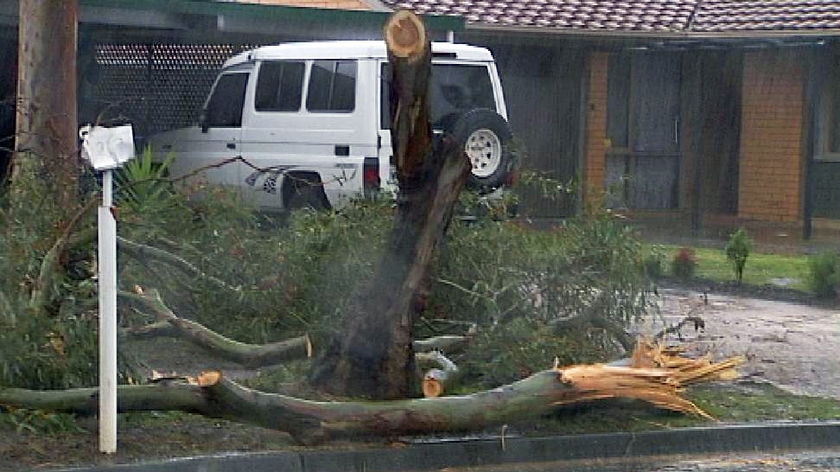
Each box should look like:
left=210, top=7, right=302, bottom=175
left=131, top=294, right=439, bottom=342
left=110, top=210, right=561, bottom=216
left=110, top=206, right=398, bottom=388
left=807, top=251, right=840, bottom=299
left=1, top=150, right=654, bottom=395
left=670, top=247, right=697, bottom=279
left=0, top=172, right=101, bottom=389
left=724, top=227, right=752, bottom=284
left=432, top=209, right=654, bottom=386
left=115, top=147, right=177, bottom=216
left=642, top=245, right=666, bottom=279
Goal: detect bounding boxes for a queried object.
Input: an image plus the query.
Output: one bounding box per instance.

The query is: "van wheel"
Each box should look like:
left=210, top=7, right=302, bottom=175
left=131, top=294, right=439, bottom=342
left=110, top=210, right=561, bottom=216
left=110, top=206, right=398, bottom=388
left=283, top=176, right=329, bottom=211
left=448, top=109, right=515, bottom=190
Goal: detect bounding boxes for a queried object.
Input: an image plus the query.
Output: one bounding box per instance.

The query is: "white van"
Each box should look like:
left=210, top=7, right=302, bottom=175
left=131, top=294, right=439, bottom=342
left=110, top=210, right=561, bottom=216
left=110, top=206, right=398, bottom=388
left=149, top=40, right=516, bottom=211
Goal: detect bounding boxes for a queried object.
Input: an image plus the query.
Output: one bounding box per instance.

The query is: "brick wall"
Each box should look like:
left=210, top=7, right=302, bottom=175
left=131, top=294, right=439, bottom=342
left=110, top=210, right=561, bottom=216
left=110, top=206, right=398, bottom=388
left=237, top=0, right=372, bottom=10
left=738, top=50, right=805, bottom=222
left=583, top=52, right=608, bottom=203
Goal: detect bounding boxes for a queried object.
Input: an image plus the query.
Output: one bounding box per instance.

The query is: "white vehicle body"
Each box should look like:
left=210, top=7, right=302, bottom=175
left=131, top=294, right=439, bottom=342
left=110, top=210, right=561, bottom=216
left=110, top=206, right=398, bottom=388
left=149, top=40, right=512, bottom=211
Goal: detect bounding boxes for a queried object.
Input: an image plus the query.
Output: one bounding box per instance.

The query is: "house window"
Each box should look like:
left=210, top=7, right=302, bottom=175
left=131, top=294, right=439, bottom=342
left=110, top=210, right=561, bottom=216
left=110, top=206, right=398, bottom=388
left=817, top=52, right=840, bottom=159
left=306, top=60, right=357, bottom=113
left=255, top=61, right=305, bottom=112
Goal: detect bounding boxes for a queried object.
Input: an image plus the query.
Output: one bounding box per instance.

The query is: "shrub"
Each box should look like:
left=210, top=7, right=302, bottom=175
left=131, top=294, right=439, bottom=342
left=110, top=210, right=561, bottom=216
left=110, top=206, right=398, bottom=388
left=724, top=228, right=752, bottom=284
left=808, top=251, right=840, bottom=299
left=432, top=208, right=655, bottom=385
left=643, top=245, right=666, bottom=280
left=671, top=247, right=697, bottom=279
left=1, top=164, right=656, bottom=393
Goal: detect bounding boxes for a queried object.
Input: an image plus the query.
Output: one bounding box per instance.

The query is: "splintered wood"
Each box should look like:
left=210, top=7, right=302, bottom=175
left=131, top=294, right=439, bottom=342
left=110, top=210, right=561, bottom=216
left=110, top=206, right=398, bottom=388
left=554, top=340, right=745, bottom=419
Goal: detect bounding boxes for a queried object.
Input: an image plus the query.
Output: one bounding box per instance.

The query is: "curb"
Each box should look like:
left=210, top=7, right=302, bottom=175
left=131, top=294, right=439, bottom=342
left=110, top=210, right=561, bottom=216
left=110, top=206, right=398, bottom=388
left=53, top=421, right=840, bottom=472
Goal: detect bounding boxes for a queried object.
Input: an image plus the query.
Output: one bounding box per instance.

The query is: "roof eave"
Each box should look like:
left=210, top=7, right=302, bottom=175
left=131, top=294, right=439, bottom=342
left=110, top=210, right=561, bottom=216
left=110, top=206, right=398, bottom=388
left=466, top=23, right=840, bottom=42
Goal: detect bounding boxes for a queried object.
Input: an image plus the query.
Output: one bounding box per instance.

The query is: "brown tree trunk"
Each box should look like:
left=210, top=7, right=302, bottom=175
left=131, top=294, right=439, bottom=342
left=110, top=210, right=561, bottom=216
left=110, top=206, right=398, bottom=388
left=309, top=11, right=471, bottom=399
left=11, top=0, right=80, bottom=216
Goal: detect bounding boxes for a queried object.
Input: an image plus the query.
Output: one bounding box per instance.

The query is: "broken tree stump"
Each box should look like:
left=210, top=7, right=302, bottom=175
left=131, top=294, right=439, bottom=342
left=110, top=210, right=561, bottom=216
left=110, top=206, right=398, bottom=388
left=309, top=9, right=471, bottom=399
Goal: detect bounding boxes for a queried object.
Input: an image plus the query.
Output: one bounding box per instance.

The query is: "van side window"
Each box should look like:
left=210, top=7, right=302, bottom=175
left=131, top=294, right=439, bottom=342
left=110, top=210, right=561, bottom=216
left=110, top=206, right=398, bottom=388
left=205, top=72, right=249, bottom=128
left=307, top=60, right=357, bottom=112
left=255, top=61, right=305, bottom=112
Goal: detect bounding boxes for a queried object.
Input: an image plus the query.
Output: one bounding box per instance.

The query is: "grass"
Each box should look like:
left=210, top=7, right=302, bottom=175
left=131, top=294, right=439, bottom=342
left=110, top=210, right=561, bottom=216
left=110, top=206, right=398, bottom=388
left=657, top=244, right=811, bottom=291
left=502, top=383, right=840, bottom=436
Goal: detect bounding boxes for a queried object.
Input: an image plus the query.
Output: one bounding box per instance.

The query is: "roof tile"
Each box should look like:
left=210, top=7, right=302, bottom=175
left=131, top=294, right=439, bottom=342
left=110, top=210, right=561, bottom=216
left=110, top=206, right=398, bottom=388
left=382, top=0, right=840, bottom=33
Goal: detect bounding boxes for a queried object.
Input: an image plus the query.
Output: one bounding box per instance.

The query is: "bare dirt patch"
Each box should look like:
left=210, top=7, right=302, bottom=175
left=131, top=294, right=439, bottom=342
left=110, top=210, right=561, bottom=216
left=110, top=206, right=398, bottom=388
left=639, top=288, right=840, bottom=400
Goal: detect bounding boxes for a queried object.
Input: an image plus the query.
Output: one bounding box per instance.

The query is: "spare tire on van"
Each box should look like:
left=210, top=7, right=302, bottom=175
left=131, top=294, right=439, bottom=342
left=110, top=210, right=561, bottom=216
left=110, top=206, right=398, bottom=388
left=446, top=108, right=516, bottom=190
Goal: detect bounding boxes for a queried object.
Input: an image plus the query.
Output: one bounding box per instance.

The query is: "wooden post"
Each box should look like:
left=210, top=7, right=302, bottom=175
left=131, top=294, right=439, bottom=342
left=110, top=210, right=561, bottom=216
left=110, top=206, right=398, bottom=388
left=13, top=0, right=80, bottom=215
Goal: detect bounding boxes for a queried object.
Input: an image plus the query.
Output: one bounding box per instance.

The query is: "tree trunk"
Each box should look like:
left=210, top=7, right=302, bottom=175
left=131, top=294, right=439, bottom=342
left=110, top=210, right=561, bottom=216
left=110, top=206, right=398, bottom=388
left=0, top=350, right=744, bottom=445
left=309, top=11, right=471, bottom=399
left=12, top=0, right=80, bottom=217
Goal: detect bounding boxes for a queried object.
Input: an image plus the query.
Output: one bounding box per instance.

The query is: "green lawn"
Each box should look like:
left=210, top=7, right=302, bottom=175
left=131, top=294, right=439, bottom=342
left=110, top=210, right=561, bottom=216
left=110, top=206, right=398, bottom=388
left=656, top=245, right=812, bottom=291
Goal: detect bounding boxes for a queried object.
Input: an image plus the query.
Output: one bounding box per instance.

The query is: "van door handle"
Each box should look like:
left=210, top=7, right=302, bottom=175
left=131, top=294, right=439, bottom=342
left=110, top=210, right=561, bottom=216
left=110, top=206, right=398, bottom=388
left=335, top=145, right=349, bottom=156
left=227, top=142, right=236, bottom=150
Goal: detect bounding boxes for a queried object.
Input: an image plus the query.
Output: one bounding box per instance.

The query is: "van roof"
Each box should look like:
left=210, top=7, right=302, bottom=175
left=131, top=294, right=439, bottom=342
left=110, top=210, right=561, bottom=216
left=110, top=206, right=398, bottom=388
left=223, top=40, right=494, bottom=67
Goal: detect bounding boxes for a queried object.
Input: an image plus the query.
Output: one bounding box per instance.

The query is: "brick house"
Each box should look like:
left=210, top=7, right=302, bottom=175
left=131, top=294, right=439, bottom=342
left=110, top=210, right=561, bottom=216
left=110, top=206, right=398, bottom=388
left=382, top=0, right=840, bottom=236
left=2, top=0, right=839, bottom=235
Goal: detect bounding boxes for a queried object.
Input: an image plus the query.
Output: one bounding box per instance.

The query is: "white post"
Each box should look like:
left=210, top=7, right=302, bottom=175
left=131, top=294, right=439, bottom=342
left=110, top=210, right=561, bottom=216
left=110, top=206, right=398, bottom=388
left=447, top=30, right=454, bottom=43
left=98, top=169, right=118, bottom=454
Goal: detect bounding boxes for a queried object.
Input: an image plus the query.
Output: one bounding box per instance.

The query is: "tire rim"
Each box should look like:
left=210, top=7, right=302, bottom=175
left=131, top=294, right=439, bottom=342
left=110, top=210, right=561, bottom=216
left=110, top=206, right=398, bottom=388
left=465, top=128, right=502, bottom=178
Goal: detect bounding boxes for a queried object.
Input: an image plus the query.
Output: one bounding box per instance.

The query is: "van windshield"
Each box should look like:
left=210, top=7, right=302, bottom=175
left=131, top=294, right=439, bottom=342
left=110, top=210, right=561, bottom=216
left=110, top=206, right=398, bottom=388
left=380, top=63, right=495, bottom=129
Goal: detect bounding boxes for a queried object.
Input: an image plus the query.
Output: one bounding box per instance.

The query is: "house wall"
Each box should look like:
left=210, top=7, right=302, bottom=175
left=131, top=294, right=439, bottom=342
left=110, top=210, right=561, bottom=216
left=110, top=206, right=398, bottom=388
left=583, top=52, right=608, bottom=204
left=490, top=44, right=583, bottom=217
left=738, top=50, right=805, bottom=222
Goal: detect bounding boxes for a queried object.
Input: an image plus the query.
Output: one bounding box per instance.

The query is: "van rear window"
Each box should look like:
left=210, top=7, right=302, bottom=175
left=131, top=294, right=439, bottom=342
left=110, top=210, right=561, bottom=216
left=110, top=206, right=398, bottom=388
left=255, top=61, right=305, bottom=112
left=379, top=63, right=496, bottom=129
left=307, top=60, right=357, bottom=113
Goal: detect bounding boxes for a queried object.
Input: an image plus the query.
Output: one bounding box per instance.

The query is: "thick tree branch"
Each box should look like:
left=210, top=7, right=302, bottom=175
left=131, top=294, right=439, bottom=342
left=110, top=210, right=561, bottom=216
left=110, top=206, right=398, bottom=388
left=417, top=350, right=460, bottom=398
left=120, top=290, right=311, bottom=368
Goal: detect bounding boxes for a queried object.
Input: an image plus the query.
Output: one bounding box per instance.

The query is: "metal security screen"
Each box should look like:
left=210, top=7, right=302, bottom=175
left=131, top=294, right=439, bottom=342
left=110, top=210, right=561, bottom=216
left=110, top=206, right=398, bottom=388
left=84, top=43, right=254, bottom=139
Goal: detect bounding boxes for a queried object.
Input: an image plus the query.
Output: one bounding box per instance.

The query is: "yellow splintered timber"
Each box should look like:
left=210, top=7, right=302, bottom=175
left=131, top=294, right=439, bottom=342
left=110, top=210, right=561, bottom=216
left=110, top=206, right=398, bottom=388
left=553, top=340, right=745, bottom=418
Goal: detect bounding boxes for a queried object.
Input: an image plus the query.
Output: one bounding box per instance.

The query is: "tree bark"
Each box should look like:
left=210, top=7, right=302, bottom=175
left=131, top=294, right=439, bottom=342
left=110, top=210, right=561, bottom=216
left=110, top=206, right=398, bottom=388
left=120, top=290, right=312, bottom=368
left=309, top=10, right=471, bottom=399
left=12, top=0, right=80, bottom=217
left=0, top=351, right=744, bottom=445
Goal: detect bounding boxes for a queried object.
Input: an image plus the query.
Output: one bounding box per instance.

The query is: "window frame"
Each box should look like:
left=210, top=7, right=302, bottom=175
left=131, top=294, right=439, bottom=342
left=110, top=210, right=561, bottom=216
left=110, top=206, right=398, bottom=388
left=305, top=59, right=358, bottom=113
left=254, top=60, right=306, bottom=113
left=203, top=71, right=250, bottom=128
left=815, top=50, right=840, bottom=162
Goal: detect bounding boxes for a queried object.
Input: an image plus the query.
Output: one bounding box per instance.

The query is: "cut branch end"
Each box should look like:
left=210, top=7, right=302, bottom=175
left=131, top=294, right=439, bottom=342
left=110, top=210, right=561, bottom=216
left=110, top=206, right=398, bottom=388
left=197, top=370, right=222, bottom=387
left=385, top=10, right=427, bottom=60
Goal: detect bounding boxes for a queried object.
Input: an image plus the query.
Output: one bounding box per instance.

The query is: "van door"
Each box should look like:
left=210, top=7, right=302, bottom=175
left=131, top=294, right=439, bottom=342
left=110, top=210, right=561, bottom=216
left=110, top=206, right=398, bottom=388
left=377, top=61, right=395, bottom=191
left=241, top=59, right=374, bottom=210
left=168, top=70, right=249, bottom=196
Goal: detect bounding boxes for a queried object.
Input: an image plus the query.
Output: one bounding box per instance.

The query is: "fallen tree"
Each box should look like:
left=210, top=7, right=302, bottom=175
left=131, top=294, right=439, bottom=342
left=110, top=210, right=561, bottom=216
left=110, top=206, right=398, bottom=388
left=0, top=343, right=744, bottom=444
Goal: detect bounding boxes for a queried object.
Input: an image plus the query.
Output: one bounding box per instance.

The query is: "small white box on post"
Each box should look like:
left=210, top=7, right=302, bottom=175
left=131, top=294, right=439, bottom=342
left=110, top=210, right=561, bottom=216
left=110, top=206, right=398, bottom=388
left=80, top=124, right=135, bottom=454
